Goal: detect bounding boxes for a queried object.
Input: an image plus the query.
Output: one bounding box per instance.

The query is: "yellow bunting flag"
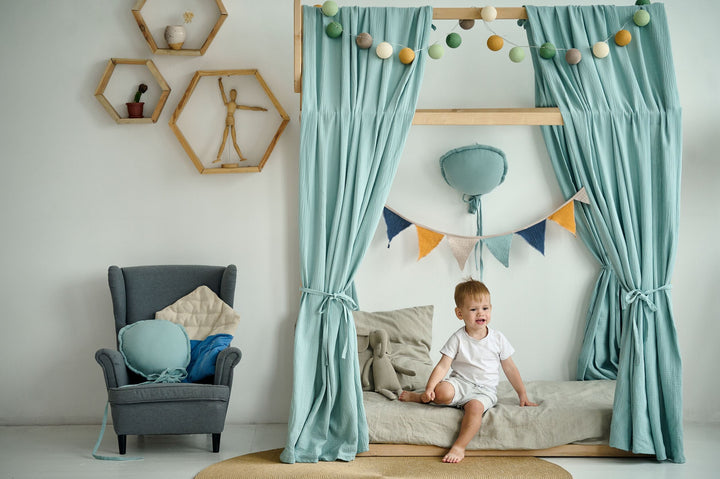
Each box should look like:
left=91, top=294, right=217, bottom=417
left=548, top=202, right=577, bottom=236
left=417, top=226, right=445, bottom=260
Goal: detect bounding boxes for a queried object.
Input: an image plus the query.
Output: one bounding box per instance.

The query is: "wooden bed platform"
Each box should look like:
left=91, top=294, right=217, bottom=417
left=360, top=443, right=650, bottom=458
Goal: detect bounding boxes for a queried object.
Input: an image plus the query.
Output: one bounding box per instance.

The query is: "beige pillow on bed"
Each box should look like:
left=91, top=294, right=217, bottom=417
left=353, top=305, right=433, bottom=392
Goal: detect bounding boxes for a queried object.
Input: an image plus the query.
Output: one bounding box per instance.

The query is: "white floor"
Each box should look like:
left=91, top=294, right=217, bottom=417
left=0, top=422, right=716, bottom=479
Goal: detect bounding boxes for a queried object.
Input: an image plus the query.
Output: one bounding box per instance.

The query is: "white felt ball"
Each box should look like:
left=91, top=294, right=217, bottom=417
left=481, top=6, right=498, bottom=22
left=592, top=41, right=609, bottom=58
left=376, top=42, right=393, bottom=59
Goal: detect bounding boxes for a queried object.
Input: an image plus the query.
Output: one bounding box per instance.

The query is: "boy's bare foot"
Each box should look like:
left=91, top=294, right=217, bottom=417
left=442, top=445, right=465, bottom=463
left=398, top=391, right=423, bottom=403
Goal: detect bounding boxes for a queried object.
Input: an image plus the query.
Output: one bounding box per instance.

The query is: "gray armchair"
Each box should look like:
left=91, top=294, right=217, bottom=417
left=95, top=265, right=242, bottom=454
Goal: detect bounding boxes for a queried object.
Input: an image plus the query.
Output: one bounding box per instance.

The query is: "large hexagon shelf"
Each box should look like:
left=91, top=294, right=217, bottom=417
left=169, top=69, right=289, bottom=174
left=132, top=0, right=227, bottom=56
left=94, top=58, right=171, bottom=124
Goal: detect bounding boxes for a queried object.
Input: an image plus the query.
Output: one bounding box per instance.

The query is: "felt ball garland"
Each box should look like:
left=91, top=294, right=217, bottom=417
left=317, top=2, right=653, bottom=66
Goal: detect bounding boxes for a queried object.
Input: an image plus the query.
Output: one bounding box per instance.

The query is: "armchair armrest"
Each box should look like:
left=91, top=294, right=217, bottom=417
left=95, top=348, right=130, bottom=388
left=214, top=346, right=242, bottom=388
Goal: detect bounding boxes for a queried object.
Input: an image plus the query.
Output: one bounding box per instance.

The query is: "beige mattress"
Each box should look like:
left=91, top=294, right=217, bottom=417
left=364, top=380, right=614, bottom=450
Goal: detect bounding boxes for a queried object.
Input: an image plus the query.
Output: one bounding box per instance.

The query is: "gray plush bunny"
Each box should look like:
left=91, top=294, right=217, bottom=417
left=361, top=329, right=416, bottom=400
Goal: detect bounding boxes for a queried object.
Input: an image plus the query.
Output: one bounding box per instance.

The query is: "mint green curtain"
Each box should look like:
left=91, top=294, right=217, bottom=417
left=525, top=5, right=684, bottom=462
left=280, top=6, right=432, bottom=463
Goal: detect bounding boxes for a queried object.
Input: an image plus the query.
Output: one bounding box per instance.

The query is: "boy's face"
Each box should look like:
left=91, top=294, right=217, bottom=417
left=455, top=294, right=492, bottom=337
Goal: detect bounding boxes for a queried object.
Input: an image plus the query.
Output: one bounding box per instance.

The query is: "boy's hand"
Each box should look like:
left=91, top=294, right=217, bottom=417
left=421, top=390, right=435, bottom=403
left=518, top=395, right=538, bottom=407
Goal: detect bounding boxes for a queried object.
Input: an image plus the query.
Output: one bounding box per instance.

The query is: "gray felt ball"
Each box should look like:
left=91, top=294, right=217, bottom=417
left=459, top=19, right=475, bottom=30
left=356, top=32, right=373, bottom=49
left=565, top=48, right=582, bottom=65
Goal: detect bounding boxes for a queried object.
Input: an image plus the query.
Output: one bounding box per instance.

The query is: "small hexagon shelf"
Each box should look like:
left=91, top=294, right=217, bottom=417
left=132, top=0, right=227, bottom=56
left=94, top=58, right=171, bottom=124
left=169, top=69, right=289, bottom=174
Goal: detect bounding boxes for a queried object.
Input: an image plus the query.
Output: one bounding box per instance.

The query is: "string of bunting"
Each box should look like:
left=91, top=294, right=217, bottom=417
left=316, top=0, right=653, bottom=65
left=383, top=187, right=590, bottom=270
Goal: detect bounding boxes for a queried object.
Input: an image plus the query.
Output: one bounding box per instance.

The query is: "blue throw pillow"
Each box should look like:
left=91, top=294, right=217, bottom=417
left=118, top=319, right=190, bottom=383
left=185, top=334, right=233, bottom=383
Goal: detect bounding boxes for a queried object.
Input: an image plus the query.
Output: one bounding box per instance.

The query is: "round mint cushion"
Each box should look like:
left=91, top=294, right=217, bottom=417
left=118, top=320, right=190, bottom=382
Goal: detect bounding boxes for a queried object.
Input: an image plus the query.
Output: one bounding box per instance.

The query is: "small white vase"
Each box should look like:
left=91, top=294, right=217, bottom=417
left=164, top=25, right=186, bottom=50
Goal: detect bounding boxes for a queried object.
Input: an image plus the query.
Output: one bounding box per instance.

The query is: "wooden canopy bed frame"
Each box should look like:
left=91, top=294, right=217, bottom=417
left=292, top=0, right=647, bottom=459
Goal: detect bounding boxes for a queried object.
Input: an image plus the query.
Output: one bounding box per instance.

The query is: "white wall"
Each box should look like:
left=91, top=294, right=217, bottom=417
left=0, top=0, right=717, bottom=426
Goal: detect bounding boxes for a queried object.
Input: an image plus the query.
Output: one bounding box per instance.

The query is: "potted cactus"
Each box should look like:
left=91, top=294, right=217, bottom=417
left=126, top=83, right=148, bottom=118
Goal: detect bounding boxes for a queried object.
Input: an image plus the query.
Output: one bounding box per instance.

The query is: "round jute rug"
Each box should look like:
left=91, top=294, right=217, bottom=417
left=195, top=448, right=572, bottom=479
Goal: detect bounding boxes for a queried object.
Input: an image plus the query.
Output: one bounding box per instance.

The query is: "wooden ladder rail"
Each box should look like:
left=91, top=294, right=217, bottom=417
left=293, top=0, right=563, bottom=126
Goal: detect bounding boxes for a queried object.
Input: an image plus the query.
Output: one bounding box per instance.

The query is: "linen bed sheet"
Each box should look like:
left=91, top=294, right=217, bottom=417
left=365, top=379, right=614, bottom=450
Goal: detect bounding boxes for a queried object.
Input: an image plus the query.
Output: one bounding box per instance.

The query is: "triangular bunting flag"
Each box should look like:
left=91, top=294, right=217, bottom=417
left=417, top=226, right=444, bottom=261
left=575, top=187, right=590, bottom=204
left=548, top=202, right=577, bottom=236
left=383, top=207, right=412, bottom=247
left=484, top=234, right=513, bottom=267
left=517, top=221, right=546, bottom=255
left=447, top=236, right=479, bottom=270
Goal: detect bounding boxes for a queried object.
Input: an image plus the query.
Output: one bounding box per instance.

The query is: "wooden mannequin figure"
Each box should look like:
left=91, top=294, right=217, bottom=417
left=214, top=77, right=268, bottom=163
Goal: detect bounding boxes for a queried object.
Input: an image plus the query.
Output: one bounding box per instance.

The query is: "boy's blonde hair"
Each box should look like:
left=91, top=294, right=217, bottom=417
left=454, top=279, right=491, bottom=307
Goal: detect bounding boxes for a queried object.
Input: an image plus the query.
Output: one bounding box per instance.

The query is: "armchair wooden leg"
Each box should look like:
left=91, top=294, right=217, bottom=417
left=118, top=434, right=127, bottom=454
left=212, top=433, right=221, bottom=453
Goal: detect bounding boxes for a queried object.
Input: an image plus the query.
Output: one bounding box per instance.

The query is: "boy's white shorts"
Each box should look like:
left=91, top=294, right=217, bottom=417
left=443, top=376, right=497, bottom=412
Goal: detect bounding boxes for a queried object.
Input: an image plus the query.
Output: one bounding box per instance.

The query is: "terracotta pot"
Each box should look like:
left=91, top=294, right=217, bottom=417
left=126, top=102, right=144, bottom=118
left=165, top=25, right=186, bottom=50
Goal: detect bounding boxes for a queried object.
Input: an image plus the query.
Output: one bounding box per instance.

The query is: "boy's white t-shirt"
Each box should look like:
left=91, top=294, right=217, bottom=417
left=439, top=326, right=515, bottom=390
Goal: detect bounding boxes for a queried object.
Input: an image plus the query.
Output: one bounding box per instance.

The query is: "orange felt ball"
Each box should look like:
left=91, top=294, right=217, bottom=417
left=487, top=35, right=504, bottom=52
left=399, top=47, right=415, bottom=64
left=615, top=29, right=632, bottom=47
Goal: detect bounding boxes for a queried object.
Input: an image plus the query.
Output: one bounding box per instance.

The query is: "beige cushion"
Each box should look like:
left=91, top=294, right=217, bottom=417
left=155, top=286, right=241, bottom=340
left=353, top=305, right=433, bottom=391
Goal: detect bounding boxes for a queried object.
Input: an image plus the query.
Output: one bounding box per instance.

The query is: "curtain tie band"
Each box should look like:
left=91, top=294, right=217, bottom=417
left=300, top=287, right=358, bottom=358
left=622, top=284, right=671, bottom=312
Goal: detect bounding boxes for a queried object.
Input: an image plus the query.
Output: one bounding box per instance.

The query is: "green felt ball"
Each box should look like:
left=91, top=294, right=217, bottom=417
left=539, top=42, right=556, bottom=59
left=428, top=43, right=444, bottom=59
left=508, top=46, right=525, bottom=63
left=634, top=9, right=651, bottom=27
left=325, top=21, right=343, bottom=38
left=446, top=32, right=462, bottom=49
left=321, top=1, right=338, bottom=17
left=635, top=0, right=651, bottom=5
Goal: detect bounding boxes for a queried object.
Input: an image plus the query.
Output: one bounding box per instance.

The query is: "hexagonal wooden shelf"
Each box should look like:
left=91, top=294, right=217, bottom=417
left=94, top=58, right=171, bottom=124
left=169, top=69, right=289, bottom=174
left=132, top=0, right=227, bottom=56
